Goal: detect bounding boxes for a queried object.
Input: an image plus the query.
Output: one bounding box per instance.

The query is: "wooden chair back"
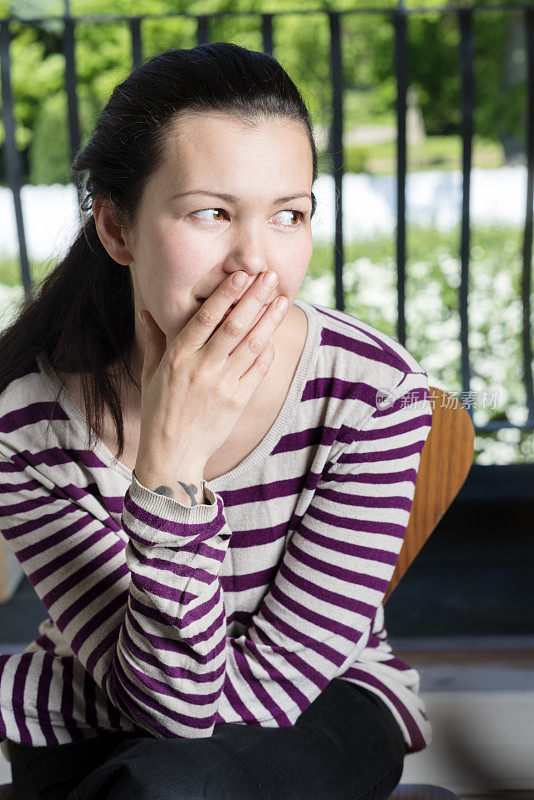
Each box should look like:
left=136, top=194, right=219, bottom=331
left=383, top=387, right=475, bottom=605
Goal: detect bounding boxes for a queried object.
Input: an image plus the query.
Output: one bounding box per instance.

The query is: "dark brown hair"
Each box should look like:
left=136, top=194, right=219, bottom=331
left=0, top=42, right=318, bottom=464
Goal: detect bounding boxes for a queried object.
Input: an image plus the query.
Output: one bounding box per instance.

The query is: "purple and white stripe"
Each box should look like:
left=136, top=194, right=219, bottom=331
left=0, top=300, right=433, bottom=754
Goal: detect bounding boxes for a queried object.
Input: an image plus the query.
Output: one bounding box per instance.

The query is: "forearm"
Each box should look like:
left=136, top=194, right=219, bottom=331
left=102, top=472, right=230, bottom=737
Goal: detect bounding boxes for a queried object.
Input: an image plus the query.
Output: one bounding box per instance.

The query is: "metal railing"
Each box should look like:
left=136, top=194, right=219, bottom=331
left=1, top=3, right=533, bottom=437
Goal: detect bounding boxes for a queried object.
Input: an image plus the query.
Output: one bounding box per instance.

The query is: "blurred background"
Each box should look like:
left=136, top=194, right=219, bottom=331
left=0, top=0, right=532, bottom=796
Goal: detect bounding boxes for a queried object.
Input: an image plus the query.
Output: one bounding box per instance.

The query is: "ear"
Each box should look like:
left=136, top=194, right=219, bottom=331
left=92, top=197, right=133, bottom=266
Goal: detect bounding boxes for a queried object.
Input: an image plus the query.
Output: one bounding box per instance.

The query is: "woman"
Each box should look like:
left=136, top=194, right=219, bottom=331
left=0, top=42, right=432, bottom=799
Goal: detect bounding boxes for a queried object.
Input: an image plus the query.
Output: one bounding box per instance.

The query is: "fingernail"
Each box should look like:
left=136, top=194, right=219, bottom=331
left=137, top=311, right=146, bottom=330
left=263, top=271, right=277, bottom=286
left=233, top=271, right=247, bottom=287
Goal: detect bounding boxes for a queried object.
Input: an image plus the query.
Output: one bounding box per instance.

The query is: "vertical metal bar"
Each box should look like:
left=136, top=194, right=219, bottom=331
left=393, top=7, right=408, bottom=347
left=329, top=11, right=344, bottom=312
left=62, top=13, right=83, bottom=221
left=459, top=9, right=474, bottom=416
left=262, top=13, right=273, bottom=57
left=0, top=20, right=31, bottom=296
left=130, top=17, right=142, bottom=69
left=522, top=9, right=534, bottom=423
left=197, top=16, right=208, bottom=45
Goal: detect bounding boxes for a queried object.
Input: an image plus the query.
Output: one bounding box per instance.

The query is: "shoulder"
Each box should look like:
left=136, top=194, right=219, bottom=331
left=0, top=354, right=121, bottom=513
left=0, top=350, right=48, bottom=419
left=0, top=351, right=65, bottom=460
left=299, top=299, right=427, bottom=380
left=295, top=299, right=429, bottom=431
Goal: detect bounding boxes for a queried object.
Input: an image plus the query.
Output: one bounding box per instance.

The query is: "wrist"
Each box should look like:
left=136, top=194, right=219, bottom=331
left=133, top=467, right=207, bottom=507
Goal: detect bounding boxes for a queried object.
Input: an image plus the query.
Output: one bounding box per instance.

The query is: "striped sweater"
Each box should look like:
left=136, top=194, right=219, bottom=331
left=0, top=297, right=433, bottom=759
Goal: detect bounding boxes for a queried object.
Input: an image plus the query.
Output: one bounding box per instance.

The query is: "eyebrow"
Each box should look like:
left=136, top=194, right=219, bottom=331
left=171, top=189, right=313, bottom=205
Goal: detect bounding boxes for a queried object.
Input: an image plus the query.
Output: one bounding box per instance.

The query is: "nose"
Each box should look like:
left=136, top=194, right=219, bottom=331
left=225, top=224, right=267, bottom=292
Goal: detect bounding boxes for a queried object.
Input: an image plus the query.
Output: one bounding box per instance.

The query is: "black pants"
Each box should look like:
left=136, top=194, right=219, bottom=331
left=7, top=680, right=406, bottom=800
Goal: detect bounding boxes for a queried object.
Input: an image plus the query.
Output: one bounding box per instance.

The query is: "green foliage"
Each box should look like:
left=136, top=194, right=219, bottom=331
left=0, top=253, right=51, bottom=287
left=348, top=14, right=396, bottom=115
left=473, top=12, right=526, bottom=145
left=273, top=13, right=332, bottom=131
left=407, top=14, right=461, bottom=136
left=0, top=0, right=529, bottom=185
left=0, top=23, right=48, bottom=151
left=29, top=90, right=98, bottom=184
left=342, top=144, right=370, bottom=173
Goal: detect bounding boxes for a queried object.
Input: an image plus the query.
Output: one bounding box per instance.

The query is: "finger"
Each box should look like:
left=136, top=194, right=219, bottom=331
left=229, top=293, right=289, bottom=381
left=206, top=271, right=280, bottom=359
left=241, top=331, right=275, bottom=386
left=175, top=271, right=254, bottom=352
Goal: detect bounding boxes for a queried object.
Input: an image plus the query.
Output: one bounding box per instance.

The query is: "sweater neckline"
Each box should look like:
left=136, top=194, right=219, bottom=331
left=36, top=297, right=319, bottom=490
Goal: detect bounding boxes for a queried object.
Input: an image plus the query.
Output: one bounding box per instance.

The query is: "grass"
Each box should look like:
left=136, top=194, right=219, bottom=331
left=343, top=90, right=395, bottom=129
left=340, top=89, right=505, bottom=173
left=317, top=134, right=505, bottom=175
left=0, top=254, right=52, bottom=289
left=365, top=135, right=505, bottom=173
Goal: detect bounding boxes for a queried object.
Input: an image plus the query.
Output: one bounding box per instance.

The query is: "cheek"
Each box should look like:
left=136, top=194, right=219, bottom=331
left=159, top=227, right=215, bottom=274
left=301, top=235, right=313, bottom=263
left=136, top=230, right=201, bottom=286
left=283, top=240, right=312, bottom=279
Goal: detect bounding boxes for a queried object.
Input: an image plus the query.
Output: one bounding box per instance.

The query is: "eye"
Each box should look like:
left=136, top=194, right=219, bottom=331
left=274, top=210, right=307, bottom=228
left=190, top=208, right=307, bottom=228
left=191, top=209, right=228, bottom=224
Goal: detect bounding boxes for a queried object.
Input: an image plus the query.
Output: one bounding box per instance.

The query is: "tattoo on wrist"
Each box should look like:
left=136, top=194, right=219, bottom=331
left=153, top=481, right=200, bottom=506
left=153, top=485, right=173, bottom=498
left=177, top=481, right=200, bottom=506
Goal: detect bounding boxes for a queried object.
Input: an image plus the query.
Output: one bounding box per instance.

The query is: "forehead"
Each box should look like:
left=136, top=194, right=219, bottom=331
left=153, top=111, right=313, bottom=192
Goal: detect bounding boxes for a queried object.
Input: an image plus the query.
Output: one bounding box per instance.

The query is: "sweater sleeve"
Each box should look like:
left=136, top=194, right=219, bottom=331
left=215, top=370, right=432, bottom=726
left=0, top=453, right=231, bottom=738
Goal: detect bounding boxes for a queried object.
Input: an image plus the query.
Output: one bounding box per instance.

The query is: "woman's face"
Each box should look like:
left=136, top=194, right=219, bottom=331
left=116, top=110, right=314, bottom=369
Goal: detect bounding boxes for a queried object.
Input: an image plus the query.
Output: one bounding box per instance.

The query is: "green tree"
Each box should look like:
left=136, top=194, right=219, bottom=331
left=0, top=0, right=530, bottom=185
